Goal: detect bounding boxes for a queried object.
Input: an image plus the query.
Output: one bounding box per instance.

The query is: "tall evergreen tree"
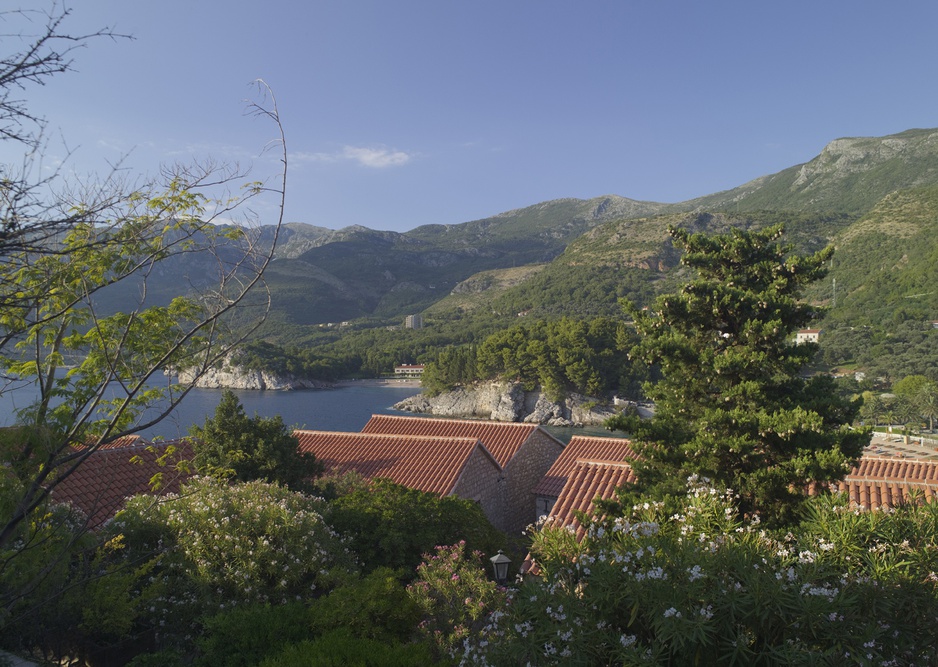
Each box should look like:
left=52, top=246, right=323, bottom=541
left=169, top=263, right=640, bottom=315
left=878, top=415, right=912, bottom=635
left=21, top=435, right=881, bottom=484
left=607, top=224, right=868, bottom=524
left=190, top=390, right=322, bottom=491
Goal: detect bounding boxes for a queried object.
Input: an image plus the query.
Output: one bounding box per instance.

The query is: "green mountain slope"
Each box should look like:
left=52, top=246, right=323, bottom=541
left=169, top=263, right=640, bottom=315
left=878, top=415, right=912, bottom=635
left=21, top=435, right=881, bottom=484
left=810, top=185, right=938, bottom=324
left=685, top=128, right=938, bottom=214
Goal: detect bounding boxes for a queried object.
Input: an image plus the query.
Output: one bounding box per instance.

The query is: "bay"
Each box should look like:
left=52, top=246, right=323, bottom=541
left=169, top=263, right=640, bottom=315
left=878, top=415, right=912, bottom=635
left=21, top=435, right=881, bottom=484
left=0, top=381, right=422, bottom=441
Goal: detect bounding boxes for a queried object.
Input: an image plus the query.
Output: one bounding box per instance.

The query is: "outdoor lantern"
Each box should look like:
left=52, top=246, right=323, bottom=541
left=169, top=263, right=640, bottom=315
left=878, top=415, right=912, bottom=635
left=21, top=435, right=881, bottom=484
left=490, top=550, right=511, bottom=584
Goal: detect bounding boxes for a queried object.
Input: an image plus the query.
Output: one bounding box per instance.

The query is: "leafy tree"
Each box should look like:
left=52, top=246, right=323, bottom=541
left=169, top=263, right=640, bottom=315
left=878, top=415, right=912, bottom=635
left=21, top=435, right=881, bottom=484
left=0, top=1, right=287, bottom=632
left=920, top=381, right=938, bottom=432
left=190, top=390, right=322, bottom=491
left=607, top=225, right=867, bottom=524
left=893, top=374, right=930, bottom=399
left=325, top=478, right=505, bottom=576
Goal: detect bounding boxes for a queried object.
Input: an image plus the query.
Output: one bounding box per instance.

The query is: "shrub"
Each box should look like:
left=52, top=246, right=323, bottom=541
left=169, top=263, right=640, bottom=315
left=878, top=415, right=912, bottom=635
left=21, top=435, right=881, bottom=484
left=327, top=478, right=504, bottom=576
left=466, top=479, right=938, bottom=665
left=196, top=602, right=312, bottom=667
left=109, top=477, right=355, bottom=647
left=260, top=629, right=439, bottom=667
left=407, top=541, right=506, bottom=660
left=308, top=567, right=421, bottom=643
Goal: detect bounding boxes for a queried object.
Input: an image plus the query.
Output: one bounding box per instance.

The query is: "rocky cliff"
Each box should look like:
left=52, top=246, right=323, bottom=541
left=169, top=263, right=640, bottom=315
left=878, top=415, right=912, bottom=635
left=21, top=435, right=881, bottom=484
left=175, top=364, right=332, bottom=391
left=391, top=381, right=619, bottom=426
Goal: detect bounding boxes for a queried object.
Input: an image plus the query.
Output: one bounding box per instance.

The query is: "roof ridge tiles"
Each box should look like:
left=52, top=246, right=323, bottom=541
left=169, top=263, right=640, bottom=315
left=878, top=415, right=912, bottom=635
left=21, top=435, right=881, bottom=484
left=365, top=414, right=538, bottom=428
left=294, top=429, right=481, bottom=443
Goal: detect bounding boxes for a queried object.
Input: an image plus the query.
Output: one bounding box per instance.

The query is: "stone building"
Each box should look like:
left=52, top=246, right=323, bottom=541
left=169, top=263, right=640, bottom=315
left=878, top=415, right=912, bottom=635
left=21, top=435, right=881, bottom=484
left=293, top=429, right=503, bottom=530
left=360, top=415, right=565, bottom=535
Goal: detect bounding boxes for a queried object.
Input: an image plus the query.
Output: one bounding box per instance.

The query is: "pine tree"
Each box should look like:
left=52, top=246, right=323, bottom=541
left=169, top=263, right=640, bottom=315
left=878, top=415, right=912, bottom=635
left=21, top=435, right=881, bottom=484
left=190, top=390, right=322, bottom=490
left=608, top=224, right=868, bottom=524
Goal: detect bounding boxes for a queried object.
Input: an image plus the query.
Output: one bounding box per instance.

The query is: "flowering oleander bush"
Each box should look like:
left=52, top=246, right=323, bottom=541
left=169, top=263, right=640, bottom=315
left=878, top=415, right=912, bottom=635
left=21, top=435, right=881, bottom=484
left=109, top=477, right=355, bottom=646
left=465, top=477, right=938, bottom=665
left=407, top=541, right=506, bottom=660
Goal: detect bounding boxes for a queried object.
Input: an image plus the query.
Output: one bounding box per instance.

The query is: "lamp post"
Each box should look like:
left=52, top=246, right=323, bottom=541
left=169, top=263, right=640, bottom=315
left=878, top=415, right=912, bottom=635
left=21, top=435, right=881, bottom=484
left=490, top=550, right=511, bottom=584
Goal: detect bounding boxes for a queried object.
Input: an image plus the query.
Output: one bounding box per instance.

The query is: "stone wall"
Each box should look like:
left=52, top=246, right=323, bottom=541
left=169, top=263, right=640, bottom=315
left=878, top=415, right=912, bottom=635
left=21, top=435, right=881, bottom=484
left=452, top=446, right=506, bottom=533
left=502, top=429, right=565, bottom=537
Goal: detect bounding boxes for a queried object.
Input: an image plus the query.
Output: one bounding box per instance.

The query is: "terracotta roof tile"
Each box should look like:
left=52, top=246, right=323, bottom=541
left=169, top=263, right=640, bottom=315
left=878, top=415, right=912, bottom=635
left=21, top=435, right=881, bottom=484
left=522, top=459, right=637, bottom=575
left=294, top=430, right=496, bottom=495
left=544, top=460, right=637, bottom=541
left=831, top=456, right=938, bottom=510
left=51, top=439, right=193, bottom=529
left=533, top=434, right=636, bottom=499
left=361, top=414, right=557, bottom=468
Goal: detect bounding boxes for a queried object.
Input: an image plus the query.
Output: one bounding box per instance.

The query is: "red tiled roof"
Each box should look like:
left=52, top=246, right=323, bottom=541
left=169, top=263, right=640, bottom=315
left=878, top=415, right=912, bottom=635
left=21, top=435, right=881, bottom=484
left=545, top=460, right=637, bottom=540
left=361, top=414, right=557, bottom=468
left=294, top=430, right=498, bottom=495
left=533, top=434, right=636, bottom=498
left=73, top=434, right=148, bottom=451
left=522, top=459, right=637, bottom=575
left=51, top=439, right=194, bottom=529
left=833, top=456, right=938, bottom=509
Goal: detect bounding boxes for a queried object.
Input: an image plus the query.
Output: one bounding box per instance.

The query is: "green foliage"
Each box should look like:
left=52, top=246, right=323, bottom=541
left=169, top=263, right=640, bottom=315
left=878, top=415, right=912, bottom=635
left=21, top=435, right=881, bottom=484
left=307, top=567, right=421, bottom=643
left=197, top=602, right=312, bottom=667
left=893, top=374, right=930, bottom=397
left=108, top=477, right=355, bottom=648
left=326, top=478, right=504, bottom=576
left=260, top=629, right=439, bottom=667
left=421, top=345, right=479, bottom=396
left=407, top=541, right=507, bottom=660
left=475, top=316, right=642, bottom=400
left=467, top=480, right=938, bottom=665
left=190, top=390, right=322, bottom=491
left=608, top=225, right=868, bottom=524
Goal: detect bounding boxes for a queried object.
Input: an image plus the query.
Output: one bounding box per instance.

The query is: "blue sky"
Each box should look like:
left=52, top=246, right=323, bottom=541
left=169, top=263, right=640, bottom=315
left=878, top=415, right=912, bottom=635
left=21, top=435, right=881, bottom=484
left=13, top=1, right=938, bottom=232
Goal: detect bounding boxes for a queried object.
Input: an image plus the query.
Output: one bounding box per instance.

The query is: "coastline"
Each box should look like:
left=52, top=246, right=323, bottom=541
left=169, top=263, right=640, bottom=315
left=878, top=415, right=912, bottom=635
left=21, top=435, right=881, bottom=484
left=333, top=378, right=422, bottom=389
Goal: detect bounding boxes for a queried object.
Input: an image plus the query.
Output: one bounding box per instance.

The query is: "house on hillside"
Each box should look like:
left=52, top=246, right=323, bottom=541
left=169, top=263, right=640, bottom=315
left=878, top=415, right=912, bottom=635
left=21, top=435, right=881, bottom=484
left=360, top=415, right=565, bottom=536
left=51, top=438, right=194, bottom=529
left=795, top=329, right=821, bottom=344
left=294, top=430, right=504, bottom=530
left=532, top=434, right=637, bottom=521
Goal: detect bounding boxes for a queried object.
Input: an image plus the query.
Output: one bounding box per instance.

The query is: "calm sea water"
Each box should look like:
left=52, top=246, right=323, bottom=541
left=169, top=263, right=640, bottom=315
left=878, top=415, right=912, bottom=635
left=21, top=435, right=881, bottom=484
left=0, top=382, right=422, bottom=441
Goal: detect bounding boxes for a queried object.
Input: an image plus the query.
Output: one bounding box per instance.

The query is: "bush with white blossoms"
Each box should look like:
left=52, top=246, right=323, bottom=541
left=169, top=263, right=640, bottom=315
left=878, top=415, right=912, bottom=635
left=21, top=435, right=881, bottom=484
left=465, top=477, right=938, bottom=666
left=108, top=477, right=355, bottom=644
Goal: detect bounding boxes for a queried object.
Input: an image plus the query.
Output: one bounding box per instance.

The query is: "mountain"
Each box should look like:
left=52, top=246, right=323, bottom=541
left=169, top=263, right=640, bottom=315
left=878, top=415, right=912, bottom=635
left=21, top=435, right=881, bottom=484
left=259, top=196, right=666, bottom=326
left=683, top=128, right=938, bottom=214
left=87, top=128, right=938, bottom=355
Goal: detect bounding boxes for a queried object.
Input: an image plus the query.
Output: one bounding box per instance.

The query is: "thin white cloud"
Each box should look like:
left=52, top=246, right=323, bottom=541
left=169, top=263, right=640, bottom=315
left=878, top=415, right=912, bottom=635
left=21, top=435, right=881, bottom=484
left=292, top=145, right=413, bottom=168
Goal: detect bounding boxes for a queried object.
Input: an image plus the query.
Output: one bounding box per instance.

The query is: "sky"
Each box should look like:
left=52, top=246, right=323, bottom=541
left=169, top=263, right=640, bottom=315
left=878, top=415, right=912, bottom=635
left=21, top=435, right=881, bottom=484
left=8, top=1, right=938, bottom=233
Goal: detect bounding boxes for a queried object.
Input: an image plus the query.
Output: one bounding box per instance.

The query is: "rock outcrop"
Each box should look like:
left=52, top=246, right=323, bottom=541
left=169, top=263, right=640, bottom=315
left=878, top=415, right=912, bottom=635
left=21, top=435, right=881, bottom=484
left=175, top=364, right=331, bottom=391
left=392, top=381, right=618, bottom=426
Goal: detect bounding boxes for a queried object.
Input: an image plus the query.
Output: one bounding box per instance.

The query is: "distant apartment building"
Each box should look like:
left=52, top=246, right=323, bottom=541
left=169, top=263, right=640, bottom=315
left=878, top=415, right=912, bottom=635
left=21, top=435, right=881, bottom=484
left=404, top=314, right=423, bottom=329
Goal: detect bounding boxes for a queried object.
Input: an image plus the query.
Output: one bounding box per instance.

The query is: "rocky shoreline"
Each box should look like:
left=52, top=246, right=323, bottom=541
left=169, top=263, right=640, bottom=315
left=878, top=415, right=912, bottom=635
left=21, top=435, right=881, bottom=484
left=175, top=365, right=333, bottom=391
left=391, top=381, right=623, bottom=427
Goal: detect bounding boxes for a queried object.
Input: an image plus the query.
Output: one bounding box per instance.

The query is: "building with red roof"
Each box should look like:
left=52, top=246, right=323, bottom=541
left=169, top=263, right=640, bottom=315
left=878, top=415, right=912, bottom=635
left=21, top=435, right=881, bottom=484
left=294, top=429, right=505, bottom=530
left=834, top=457, right=938, bottom=509
left=50, top=438, right=193, bottom=530
left=533, top=434, right=637, bottom=520
left=360, top=415, right=565, bottom=535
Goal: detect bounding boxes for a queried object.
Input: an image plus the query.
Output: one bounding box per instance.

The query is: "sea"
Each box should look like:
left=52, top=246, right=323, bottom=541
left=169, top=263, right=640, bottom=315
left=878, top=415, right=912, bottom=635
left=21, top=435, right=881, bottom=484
left=0, top=381, right=423, bottom=441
